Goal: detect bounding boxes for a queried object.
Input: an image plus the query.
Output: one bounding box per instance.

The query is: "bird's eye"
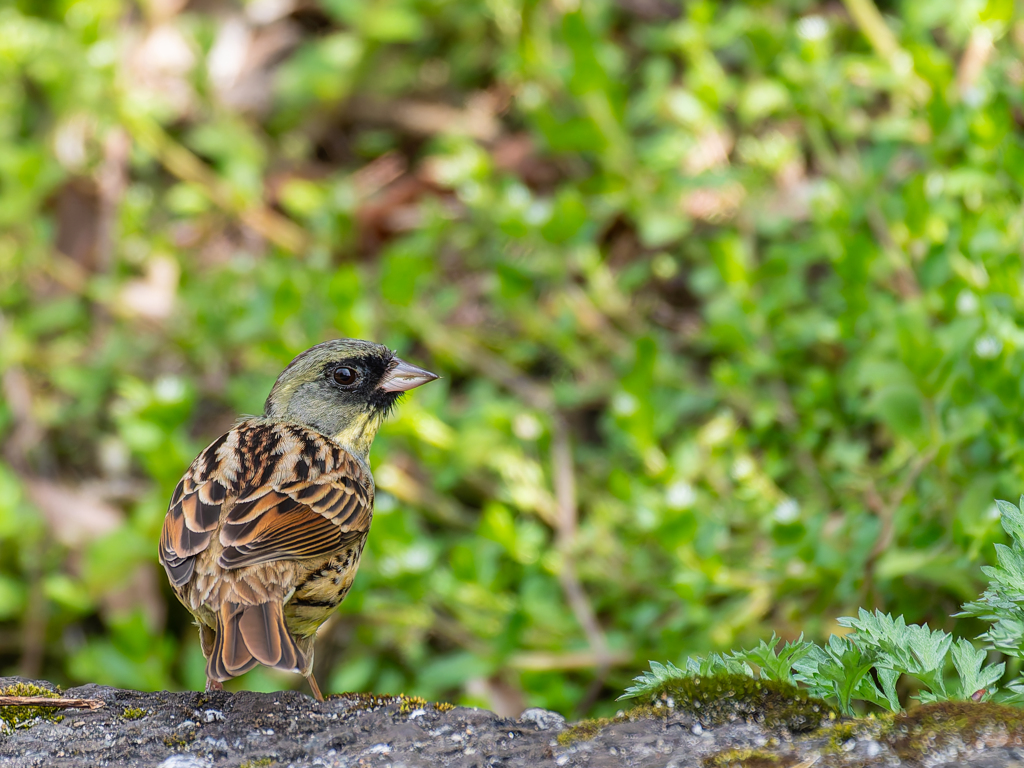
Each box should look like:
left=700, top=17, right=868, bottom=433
left=332, top=366, right=358, bottom=387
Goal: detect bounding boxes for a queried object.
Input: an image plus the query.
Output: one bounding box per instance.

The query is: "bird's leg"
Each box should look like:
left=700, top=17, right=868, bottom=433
left=306, top=673, right=324, bottom=702
left=206, top=678, right=224, bottom=693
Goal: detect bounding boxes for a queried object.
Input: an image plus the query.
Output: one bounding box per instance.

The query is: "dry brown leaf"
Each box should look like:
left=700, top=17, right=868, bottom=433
left=680, top=182, right=746, bottom=222
left=53, top=179, right=101, bottom=269
left=128, top=23, right=197, bottom=117
left=116, top=254, right=179, bottom=321
left=466, top=675, right=526, bottom=718
left=684, top=130, right=733, bottom=176
left=348, top=93, right=502, bottom=141
left=208, top=15, right=300, bottom=114
left=26, top=480, right=123, bottom=548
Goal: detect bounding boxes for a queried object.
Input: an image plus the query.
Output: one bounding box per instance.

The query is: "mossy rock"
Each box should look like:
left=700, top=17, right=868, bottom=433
left=557, top=705, right=668, bottom=747
left=703, top=747, right=786, bottom=767
left=560, top=673, right=834, bottom=747
left=162, top=731, right=197, bottom=749
left=0, top=683, right=64, bottom=733
left=647, top=672, right=835, bottom=733
left=887, top=701, right=1024, bottom=760
left=330, top=692, right=454, bottom=715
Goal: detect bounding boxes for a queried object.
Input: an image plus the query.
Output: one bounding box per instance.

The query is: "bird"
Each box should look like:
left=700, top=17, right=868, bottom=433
left=158, top=339, right=438, bottom=701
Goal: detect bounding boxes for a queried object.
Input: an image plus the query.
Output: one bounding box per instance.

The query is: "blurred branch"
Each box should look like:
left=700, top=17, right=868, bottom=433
left=119, top=109, right=309, bottom=254
left=551, top=421, right=612, bottom=680
left=841, top=0, right=929, bottom=103
left=550, top=418, right=615, bottom=714
left=415, top=320, right=553, bottom=411
left=374, top=460, right=475, bottom=529
left=18, top=553, right=46, bottom=680
left=509, top=648, right=631, bottom=671
left=862, top=447, right=937, bottom=606
left=865, top=204, right=920, bottom=298
left=842, top=0, right=899, bottom=60
left=957, top=26, right=995, bottom=98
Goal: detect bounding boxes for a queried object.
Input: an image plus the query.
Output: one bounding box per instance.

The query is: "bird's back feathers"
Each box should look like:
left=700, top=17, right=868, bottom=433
left=158, top=418, right=375, bottom=683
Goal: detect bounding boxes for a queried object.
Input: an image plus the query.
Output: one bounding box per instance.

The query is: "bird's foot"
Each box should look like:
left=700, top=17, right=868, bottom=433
left=205, top=678, right=225, bottom=693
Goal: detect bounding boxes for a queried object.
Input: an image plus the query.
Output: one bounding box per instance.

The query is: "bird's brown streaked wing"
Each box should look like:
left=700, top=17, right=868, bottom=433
left=229, top=464, right=369, bottom=529
left=159, top=473, right=230, bottom=587
left=215, top=437, right=373, bottom=569
left=159, top=420, right=373, bottom=582
left=217, top=492, right=367, bottom=569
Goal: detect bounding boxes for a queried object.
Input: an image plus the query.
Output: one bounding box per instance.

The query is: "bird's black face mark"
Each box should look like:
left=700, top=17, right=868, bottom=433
left=321, top=353, right=401, bottom=416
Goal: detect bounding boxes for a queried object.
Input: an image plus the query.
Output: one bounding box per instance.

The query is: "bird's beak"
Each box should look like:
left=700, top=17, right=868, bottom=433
left=380, top=358, right=440, bottom=392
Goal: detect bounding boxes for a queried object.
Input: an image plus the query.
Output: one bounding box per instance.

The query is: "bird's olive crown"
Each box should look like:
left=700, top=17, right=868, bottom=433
left=263, top=339, right=402, bottom=456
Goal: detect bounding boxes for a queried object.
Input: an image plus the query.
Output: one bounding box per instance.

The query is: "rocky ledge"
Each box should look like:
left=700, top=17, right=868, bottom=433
left=3, top=676, right=1024, bottom=767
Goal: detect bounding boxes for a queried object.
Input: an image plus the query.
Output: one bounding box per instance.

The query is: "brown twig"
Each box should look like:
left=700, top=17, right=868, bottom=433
left=550, top=418, right=614, bottom=715
left=861, top=448, right=937, bottom=606
left=18, top=554, right=46, bottom=680
left=0, top=696, right=105, bottom=710
left=865, top=204, right=921, bottom=298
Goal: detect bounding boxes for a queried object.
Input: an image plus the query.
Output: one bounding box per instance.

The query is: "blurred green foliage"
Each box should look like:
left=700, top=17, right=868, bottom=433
left=1, top=0, right=1024, bottom=717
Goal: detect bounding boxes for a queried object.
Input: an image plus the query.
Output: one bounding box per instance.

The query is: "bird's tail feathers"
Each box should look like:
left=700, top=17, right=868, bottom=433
left=207, top=600, right=304, bottom=682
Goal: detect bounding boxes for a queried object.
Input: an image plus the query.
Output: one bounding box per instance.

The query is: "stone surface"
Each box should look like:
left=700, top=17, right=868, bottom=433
left=2, top=677, right=1024, bottom=767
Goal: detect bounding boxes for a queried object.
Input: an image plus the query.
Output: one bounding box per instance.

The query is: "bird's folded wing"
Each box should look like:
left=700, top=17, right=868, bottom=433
left=158, top=422, right=372, bottom=586
left=217, top=491, right=367, bottom=568
left=160, top=474, right=228, bottom=586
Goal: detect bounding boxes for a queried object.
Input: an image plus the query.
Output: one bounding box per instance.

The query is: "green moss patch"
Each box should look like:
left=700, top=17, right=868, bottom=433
left=557, top=717, right=612, bottom=746
left=559, top=673, right=833, bottom=748
left=162, top=731, right=197, bottom=749
left=557, top=705, right=668, bottom=746
left=646, top=673, right=835, bottom=732
left=703, top=747, right=784, bottom=767
left=121, top=707, right=147, bottom=720
left=812, top=712, right=895, bottom=755
left=330, top=692, right=455, bottom=715
left=0, top=683, right=64, bottom=732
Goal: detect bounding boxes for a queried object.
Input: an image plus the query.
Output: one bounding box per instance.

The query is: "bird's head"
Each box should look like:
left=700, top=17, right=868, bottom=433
left=263, top=339, right=438, bottom=458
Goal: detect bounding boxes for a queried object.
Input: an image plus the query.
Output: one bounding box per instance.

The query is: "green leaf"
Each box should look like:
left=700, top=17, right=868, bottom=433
left=949, top=638, right=1003, bottom=700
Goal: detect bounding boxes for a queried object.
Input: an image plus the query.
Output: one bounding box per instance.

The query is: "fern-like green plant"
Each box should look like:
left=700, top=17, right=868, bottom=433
left=622, top=496, right=1024, bottom=715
